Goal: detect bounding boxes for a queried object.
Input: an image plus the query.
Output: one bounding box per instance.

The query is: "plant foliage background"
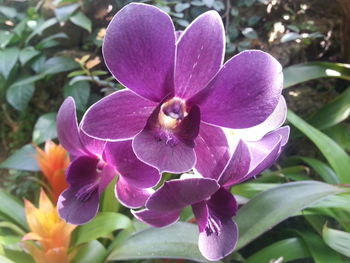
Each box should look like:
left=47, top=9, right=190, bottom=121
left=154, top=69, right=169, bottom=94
left=0, top=0, right=350, bottom=262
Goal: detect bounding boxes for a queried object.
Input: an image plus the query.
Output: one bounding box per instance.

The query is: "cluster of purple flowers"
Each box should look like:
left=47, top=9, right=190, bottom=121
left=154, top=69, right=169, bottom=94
left=57, top=3, right=289, bottom=261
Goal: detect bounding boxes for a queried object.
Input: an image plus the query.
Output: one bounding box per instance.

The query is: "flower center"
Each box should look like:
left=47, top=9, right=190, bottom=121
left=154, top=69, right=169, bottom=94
left=159, top=98, right=187, bottom=129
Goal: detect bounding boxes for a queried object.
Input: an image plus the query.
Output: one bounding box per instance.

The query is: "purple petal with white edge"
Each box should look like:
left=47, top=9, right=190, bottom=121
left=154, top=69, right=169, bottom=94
left=239, top=127, right=289, bottom=184
left=103, top=3, right=175, bottom=102
left=275, top=126, right=290, bottom=147
left=146, top=177, right=220, bottom=212
left=233, top=96, right=287, bottom=141
left=174, top=11, right=224, bottom=99
left=190, top=50, right=283, bottom=129
left=81, top=89, right=157, bottom=141
left=104, top=140, right=160, bottom=188
left=98, top=164, right=116, bottom=194
left=132, top=208, right=180, bottom=227
left=79, top=131, right=106, bottom=156
left=192, top=190, right=238, bottom=261
left=116, top=177, right=154, bottom=208
left=57, top=97, right=87, bottom=156
left=175, top=30, right=183, bottom=40
left=58, top=186, right=100, bottom=225
left=195, top=123, right=230, bottom=180
left=218, top=140, right=251, bottom=187
left=132, top=104, right=200, bottom=173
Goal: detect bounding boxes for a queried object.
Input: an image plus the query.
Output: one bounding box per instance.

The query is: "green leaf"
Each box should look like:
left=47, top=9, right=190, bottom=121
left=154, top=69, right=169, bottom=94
left=36, top=33, right=68, bottom=50
left=0, top=31, right=14, bottom=48
left=287, top=110, right=350, bottom=183
left=6, top=82, right=35, bottom=111
left=32, top=113, right=57, bottom=144
left=25, top=18, right=58, bottom=44
left=324, top=124, right=350, bottom=151
left=0, top=190, right=27, bottom=230
left=64, top=81, right=90, bottom=111
left=72, top=240, right=107, bottom=263
left=0, top=5, right=17, bottom=18
left=0, top=47, right=19, bottom=79
left=307, top=88, right=350, bottom=130
left=297, top=231, right=344, bottom=263
left=242, top=27, right=258, bottom=39
left=235, top=181, right=343, bottom=250
left=323, top=226, right=350, bottom=257
left=108, top=222, right=217, bottom=263
left=54, top=3, right=80, bottom=22
left=283, top=62, right=350, bottom=88
left=100, top=178, right=120, bottom=213
left=0, top=144, right=39, bottom=172
left=42, top=56, right=80, bottom=75
left=19, top=47, right=40, bottom=65
left=72, top=212, right=131, bottom=246
left=70, top=12, right=92, bottom=32
left=311, top=194, right=350, bottom=213
left=288, top=156, right=339, bottom=184
left=246, top=238, right=310, bottom=263
left=2, top=249, right=35, bottom=263
left=0, top=255, right=14, bottom=263
left=232, top=183, right=278, bottom=198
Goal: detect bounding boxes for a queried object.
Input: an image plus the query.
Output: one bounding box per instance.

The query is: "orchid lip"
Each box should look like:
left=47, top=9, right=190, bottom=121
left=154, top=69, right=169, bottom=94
left=205, top=214, right=222, bottom=236
left=75, top=182, right=99, bottom=202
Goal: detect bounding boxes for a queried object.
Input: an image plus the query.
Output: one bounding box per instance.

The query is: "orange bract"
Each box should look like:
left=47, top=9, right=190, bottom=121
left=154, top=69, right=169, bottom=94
left=23, top=190, right=76, bottom=263
left=35, top=141, right=70, bottom=203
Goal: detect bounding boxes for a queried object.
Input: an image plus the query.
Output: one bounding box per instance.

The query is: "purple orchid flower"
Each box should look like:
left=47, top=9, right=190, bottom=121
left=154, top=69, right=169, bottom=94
left=56, top=97, right=160, bottom=224
left=80, top=3, right=283, bottom=174
left=132, top=103, right=290, bottom=260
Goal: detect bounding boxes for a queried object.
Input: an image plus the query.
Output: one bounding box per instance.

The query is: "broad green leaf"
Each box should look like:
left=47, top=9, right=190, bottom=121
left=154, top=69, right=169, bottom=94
left=70, top=12, right=92, bottom=32
left=0, top=144, right=39, bottom=172
left=0, top=31, right=14, bottom=48
left=54, top=3, right=80, bottom=22
left=108, top=222, right=217, bottom=263
left=283, top=62, right=350, bottom=88
left=25, top=18, right=58, bottom=44
left=0, top=5, right=17, bottom=18
left=0, top=190, right=27, bottom=230
left=307, top=88, right=350, bottom=130
left=32, top=113, right=57, bottom=144
left=311, top=194, right=350, bottom=212
left=324, top=124, right=350, bottom=151
left=0, top=47, right=19, bottom=79
left=36, top=32, right=68, bottom=50
left=287, top=110, right=350, bottom=183
left=6, top=82, right=35, bottom=111
left=235, top=181, right=343, bottom=250
left=0, top=255, right=14, bottom=263
left=42, top=56, right=79, bottom=75
left=246, top=238, right=310, bottom=263
left=72, top=240, right=107, bottom=263
left=297, top=231, right=344, bottom=263
left=232, top=183, right=278, bottom=198
left=72, top=212, right=131, bottom=246
left=242, top=27, right=258, bottom=39
left=2, top=249, right=35, bottom=263
left=288, top=156, right=339, bottom=184
left=323, top=226, right=350, bottom=257
left=19, top=47, right=40, bottom=65
left=64, top=81, right=90, bottom=111
left=0, top=222, right=25, bottom=235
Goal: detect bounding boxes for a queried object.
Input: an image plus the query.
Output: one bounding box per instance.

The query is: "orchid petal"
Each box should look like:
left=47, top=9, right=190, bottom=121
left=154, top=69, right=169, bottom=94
left=195, top=123, right=230, bottom=180
left=116, top=177, right=154, bottom=208
left=233, top=96, right=287, bottom=141
left=81, top=89, right=157, bottom=141
left=103, top=3, right=175, bottom=102
left=104, top=140, right=160, bottom=188
left=132, top=104, right=200, bottom=173
left=174, top=11, right=224, bottom=99
left=57, top=97, right=87, bottom=156
left=132, top=208, right=180, bottom=227
left=191, top=50, right=283, bottom=129
left=218, top=140, right=251, bottom=187
left=58, top=186, right=99, bottom=225
left=146, top=177, right=220, bottom=212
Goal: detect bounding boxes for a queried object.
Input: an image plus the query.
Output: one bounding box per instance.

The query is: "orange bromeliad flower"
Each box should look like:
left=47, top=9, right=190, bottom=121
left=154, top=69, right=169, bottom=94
left=23, top=190, right=76, bottom=263
left=36, top=141, right=70, bottom=203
